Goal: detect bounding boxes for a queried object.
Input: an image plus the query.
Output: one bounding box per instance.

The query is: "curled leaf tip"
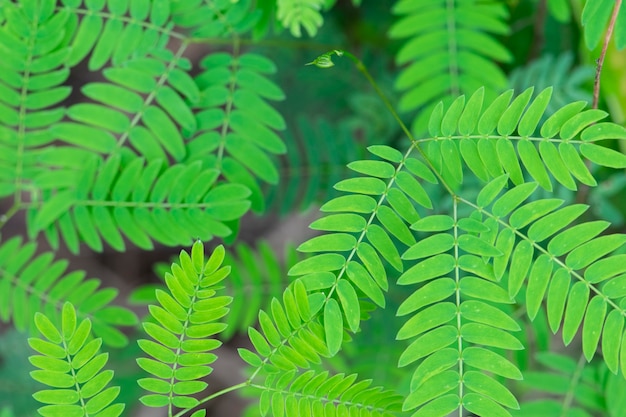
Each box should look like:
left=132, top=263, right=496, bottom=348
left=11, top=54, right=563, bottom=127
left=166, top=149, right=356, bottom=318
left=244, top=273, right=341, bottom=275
left=306, top=49, right=345, bottom=69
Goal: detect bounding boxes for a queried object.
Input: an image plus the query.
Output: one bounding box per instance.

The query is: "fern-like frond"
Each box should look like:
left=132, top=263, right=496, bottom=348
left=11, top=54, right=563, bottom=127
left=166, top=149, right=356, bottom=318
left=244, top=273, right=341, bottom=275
left=28, top=154, right=250, bottom=252
left=509, top=53, right=594, bottom=119
left=254, top=369, right=403, bottom=417
left=0, top=0, right=71, bottom=197
left=285, top=144, right=438, bottom=355
left=424, top=86, right=626, bottom=191
left=29, top=302, right=124, bottom=417
left=582, top=0, right=626, bottom=50
left=513, top=352, right=605, bottom=417
left=136, top=241, right=231, bottom=412
left=191, top=51, right=286, bottom=212
left=0, top=237, right=137, bottom=347
left=389, top=0, right=511, bottom=132
left=277, top=0, right=324, bottom=37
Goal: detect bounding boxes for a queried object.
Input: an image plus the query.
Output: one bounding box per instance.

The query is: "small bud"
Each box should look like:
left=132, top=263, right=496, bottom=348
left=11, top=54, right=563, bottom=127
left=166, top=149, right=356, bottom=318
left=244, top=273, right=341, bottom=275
left=306, top=54, right=335, bottom=68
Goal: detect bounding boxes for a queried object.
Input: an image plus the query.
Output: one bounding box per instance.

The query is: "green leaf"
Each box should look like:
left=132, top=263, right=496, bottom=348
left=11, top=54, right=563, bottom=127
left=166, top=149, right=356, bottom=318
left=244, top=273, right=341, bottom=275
left=476, top=175, right=509, bottom=208
left=526, top=254, right=553, bottom=320
left=508, top=240, right=533, bottom=298
left=297, top=234, right=357, bottom=253
left=463, top=371, right=519, bottom=409
left=463, top=393, right=511, bottom=417
left=601, top=310, right=624, bottom=373
left=527, top=204, right=588, bottom=242
left=397, top=302, right=456, bottom=340
left=348, top=160, right=396, bottom=178
left=582, top=295, right=606, bottom=361
left=518, top=87, right=553, bottom=136
left=309, top=214, right=367, bottom=232
left=458, top=234, right=502, bottom=257
left=546, top=268, right=571, bottom=333
left=366, top=224, right=403, bottom=271
left=336, top=280, right=360, bottom=332
left=548, top=221, right=610, bottom=257
left=288, top=254, right=346, bottom=275
left=562, top=281, right=590, bottom=345
left=411, top=215, right=454, bottom=232
left=324, top=298, right=343, bottom=356
left=580, top=143, right=626, bottom=168
left=398, top=254, right=455, bottom=285
left=492, top=182, right=537, bottom=217
left=540, top=101, right=587, bottom=138
left=565, top=234, right=626, bottom=270
left=461, top=323, right=523, bottom=350
left=398, top=325, right=457, bottom=367
left=403, top=234, right=454, bottom=260
left=462, top=347, right=522, bottom=379
left=397, top=278, right=456, bottom=316
left=34, top=313, right=62, bottom=344
left=345, top=261, right=385, bottom=307
left=460, top=300, right=520, bottom=331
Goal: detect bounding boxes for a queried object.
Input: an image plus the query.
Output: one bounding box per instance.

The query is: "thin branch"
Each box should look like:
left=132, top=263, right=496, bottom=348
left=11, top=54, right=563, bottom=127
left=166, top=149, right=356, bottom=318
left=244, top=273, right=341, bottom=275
left=592, top=0, right=623, bottom=109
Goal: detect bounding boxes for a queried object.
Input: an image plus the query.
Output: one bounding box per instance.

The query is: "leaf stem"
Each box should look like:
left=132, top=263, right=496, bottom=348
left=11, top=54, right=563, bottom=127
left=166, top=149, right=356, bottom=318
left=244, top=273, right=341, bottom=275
left=560, top=353, right=587, bottom=417
left=592, top=0, right=622, bottom=109
left=0, top=203, right=20, bottom=231
left=173, top=381, right=249, bottom=417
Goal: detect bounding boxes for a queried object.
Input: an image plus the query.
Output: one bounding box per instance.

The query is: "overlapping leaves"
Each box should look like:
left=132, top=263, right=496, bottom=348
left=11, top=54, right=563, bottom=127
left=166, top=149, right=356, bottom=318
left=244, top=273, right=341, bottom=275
left=471, top=175, right=626, bottom=376
left=0, top=236, right=137, bottom=347
left=29, top=154, right=250, bottom=253
left=136, top=241, right=231, bottom=412
left=29, top=302, right=124, bottom=417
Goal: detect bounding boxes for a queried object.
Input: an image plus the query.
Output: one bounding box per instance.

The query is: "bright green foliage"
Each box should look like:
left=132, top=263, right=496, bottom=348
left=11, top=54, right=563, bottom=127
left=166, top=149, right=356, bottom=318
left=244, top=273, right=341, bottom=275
left=390, top=0, right=511, bottom=132
left=136, top=241, right=231, bottom=412
left=255, top=370, right=404, bottom=417
left=5, top=1, right=626, bottom=417
left=29, top=302, right=124, bottom=417
left=0, top=236, right=137, bottom=347
left=288, top=85, right=626, bottom=416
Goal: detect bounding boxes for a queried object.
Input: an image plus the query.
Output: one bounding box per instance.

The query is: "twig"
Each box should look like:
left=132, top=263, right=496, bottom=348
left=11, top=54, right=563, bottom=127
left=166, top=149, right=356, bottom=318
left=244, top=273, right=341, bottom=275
left=593, top=0, right=623, bottom=109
